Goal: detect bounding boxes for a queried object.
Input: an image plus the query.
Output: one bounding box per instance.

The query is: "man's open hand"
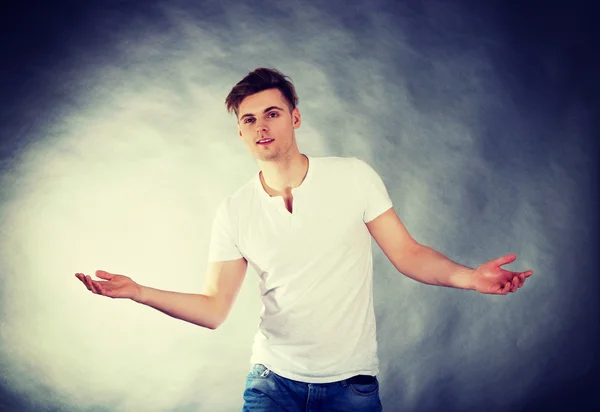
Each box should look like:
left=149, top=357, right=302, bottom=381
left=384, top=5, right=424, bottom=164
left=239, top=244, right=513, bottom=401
left=471, top=254, right=533, bottom=295
left=75, top=270, right=141, bottom=300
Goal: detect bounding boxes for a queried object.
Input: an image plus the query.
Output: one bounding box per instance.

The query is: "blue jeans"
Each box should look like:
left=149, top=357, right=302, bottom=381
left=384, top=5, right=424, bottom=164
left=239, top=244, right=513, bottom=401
left=242, top=364, right=383, bottom=411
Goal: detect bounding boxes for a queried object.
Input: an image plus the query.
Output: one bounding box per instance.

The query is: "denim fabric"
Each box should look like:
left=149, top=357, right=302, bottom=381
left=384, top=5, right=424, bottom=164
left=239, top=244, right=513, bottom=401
left=242, top=364, right=383, bottom=412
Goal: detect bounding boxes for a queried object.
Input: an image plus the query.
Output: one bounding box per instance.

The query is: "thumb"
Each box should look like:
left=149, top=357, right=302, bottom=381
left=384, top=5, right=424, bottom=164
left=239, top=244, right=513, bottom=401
left=96, top=270, right=114, bottom=280
left=493, top=254, right=516, bottom=267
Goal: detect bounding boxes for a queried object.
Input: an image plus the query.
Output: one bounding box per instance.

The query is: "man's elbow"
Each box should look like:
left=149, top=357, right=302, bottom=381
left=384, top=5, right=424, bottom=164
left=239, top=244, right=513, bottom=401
left=390, top=242, right=424, bottom=273
left=209, top=318, right=223, bottom=330
left=207, top=304, right=229, bottom=330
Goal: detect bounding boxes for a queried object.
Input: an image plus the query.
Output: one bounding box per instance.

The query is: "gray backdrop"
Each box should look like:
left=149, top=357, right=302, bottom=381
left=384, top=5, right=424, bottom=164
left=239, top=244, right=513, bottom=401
left=0, top=0, right=597, bottom=411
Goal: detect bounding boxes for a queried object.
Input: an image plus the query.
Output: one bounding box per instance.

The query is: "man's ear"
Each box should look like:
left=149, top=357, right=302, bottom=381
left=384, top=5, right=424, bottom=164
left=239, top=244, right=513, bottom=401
left=292, top=108, right=301, bottom=129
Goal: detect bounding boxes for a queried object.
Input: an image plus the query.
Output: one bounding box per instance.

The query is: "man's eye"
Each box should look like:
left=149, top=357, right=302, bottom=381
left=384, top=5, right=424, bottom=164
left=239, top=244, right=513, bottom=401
left=244, top=118, right=255, bottom=123
left=268, top=112, right=278, bottom=118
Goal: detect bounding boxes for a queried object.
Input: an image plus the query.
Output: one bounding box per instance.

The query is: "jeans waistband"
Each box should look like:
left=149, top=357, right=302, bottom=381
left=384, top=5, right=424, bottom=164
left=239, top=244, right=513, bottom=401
left=345, top=374, right=377, bottom=385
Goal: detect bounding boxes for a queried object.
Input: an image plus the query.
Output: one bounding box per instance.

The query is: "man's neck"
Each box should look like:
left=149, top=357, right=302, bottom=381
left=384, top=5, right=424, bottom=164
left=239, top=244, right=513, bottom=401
left=259, top=153, right=308, bottom=194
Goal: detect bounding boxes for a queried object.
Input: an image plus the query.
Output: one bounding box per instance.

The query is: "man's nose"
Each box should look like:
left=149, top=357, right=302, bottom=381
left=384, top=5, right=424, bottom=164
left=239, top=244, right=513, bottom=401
left=256, top=122, right=268, bottom=132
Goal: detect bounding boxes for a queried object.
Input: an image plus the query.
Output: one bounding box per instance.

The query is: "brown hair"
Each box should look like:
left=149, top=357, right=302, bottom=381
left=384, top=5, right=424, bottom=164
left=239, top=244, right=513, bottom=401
left=225, top=68, right=299, bottom=118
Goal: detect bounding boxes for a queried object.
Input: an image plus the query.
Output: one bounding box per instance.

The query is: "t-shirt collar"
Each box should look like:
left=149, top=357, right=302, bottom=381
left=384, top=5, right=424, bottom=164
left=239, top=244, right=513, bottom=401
left=255, top=154, right=314, bottom=201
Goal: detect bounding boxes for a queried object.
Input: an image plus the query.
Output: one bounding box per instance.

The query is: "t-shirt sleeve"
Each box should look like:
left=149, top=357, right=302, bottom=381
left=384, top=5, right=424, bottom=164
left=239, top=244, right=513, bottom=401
left=207, top=198, right=243, bottom=262
left=353, top=157, right=394, bottom=223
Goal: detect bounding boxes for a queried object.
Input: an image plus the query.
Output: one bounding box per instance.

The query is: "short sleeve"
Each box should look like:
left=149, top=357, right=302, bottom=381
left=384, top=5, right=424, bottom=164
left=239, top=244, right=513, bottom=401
left=353, top=157, right=394, bottom=223
left=207, top=198, right=243, bottom=262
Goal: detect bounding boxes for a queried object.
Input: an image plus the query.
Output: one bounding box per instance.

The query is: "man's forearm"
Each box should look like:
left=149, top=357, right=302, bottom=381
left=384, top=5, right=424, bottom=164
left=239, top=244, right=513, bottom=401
left=134, top=286, right=221, bottom=329
left=399, top=245, right=475, bottom=290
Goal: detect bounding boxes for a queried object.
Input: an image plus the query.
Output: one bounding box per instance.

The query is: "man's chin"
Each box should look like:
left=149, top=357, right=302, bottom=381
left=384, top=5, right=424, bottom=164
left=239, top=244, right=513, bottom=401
left=255, top=152, right=279, bottom=162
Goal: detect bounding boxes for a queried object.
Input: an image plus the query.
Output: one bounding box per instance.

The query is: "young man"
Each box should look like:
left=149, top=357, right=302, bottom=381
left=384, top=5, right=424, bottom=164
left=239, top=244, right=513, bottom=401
left=76, top=68, right=533, bottom=411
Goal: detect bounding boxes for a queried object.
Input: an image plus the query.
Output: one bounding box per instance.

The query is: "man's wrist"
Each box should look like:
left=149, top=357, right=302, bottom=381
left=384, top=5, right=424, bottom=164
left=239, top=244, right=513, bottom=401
left=133, top=284, right=146, bottom=304
left=451, top=267, right=476, bottom=291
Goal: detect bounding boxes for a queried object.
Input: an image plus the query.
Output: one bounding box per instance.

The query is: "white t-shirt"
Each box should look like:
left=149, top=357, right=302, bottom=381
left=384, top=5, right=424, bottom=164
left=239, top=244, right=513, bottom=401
left=208, top=155, right=393, bottom=383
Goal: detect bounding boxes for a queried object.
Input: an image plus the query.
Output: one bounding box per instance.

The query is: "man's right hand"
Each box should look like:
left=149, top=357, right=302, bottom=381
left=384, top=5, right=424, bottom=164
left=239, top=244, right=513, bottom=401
left=73, top=258, right=248, bottom=329
left=75, top=271, right=141, bottom=301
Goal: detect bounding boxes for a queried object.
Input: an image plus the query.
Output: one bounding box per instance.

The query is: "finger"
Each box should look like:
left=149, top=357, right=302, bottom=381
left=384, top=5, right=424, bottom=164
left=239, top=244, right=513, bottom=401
left=96, top=270, right=114, bottom=281
left=90, top=276, right=105, bottom=295
left=90, top=280, right=101, bottom=295
left=78, top=274, right=92, bottom=291
left=492, top=254, right=517, bottom=267
left=519, top=271, right=533, bottom=286
left=84, top=275, right=92, bottom=291
left=511, top=277, right=519, bottom=292
left=501, top=282, right=511, bottom=295
left=86, top=275, right=98, bottom=294
left=503, top=271, right=516, bottom=283
left=94, top=281, right=104, bottom=296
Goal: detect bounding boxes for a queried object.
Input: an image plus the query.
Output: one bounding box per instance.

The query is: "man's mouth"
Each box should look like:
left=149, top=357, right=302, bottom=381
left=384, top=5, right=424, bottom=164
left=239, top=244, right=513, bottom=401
left=257, top=139, right=274, bottom=145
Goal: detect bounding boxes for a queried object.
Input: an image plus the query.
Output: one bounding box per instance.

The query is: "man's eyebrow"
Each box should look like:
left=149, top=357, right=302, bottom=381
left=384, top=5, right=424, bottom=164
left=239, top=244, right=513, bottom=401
left=240, top=106, right=285, bottom=119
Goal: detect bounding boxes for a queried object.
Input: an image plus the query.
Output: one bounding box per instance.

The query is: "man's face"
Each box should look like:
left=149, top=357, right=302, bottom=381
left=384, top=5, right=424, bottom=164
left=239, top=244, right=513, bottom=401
left=237, top=88, right=301, bottom=162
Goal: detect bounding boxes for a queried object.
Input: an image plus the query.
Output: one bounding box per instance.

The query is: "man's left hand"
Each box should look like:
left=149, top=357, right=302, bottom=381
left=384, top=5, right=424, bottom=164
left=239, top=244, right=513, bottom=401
left=471, top=254, right=533, bottom=295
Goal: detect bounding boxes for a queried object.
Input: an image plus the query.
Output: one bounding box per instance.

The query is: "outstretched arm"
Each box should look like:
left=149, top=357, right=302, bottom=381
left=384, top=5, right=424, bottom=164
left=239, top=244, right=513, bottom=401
left=75, top=257, right=248, bottom=328
left=366, top=207, right=533, bottom=294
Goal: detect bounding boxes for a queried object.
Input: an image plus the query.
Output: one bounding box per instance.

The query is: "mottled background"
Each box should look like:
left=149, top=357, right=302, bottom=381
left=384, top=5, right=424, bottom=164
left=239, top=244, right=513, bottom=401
left=0, top=0, right=597, bottom=411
